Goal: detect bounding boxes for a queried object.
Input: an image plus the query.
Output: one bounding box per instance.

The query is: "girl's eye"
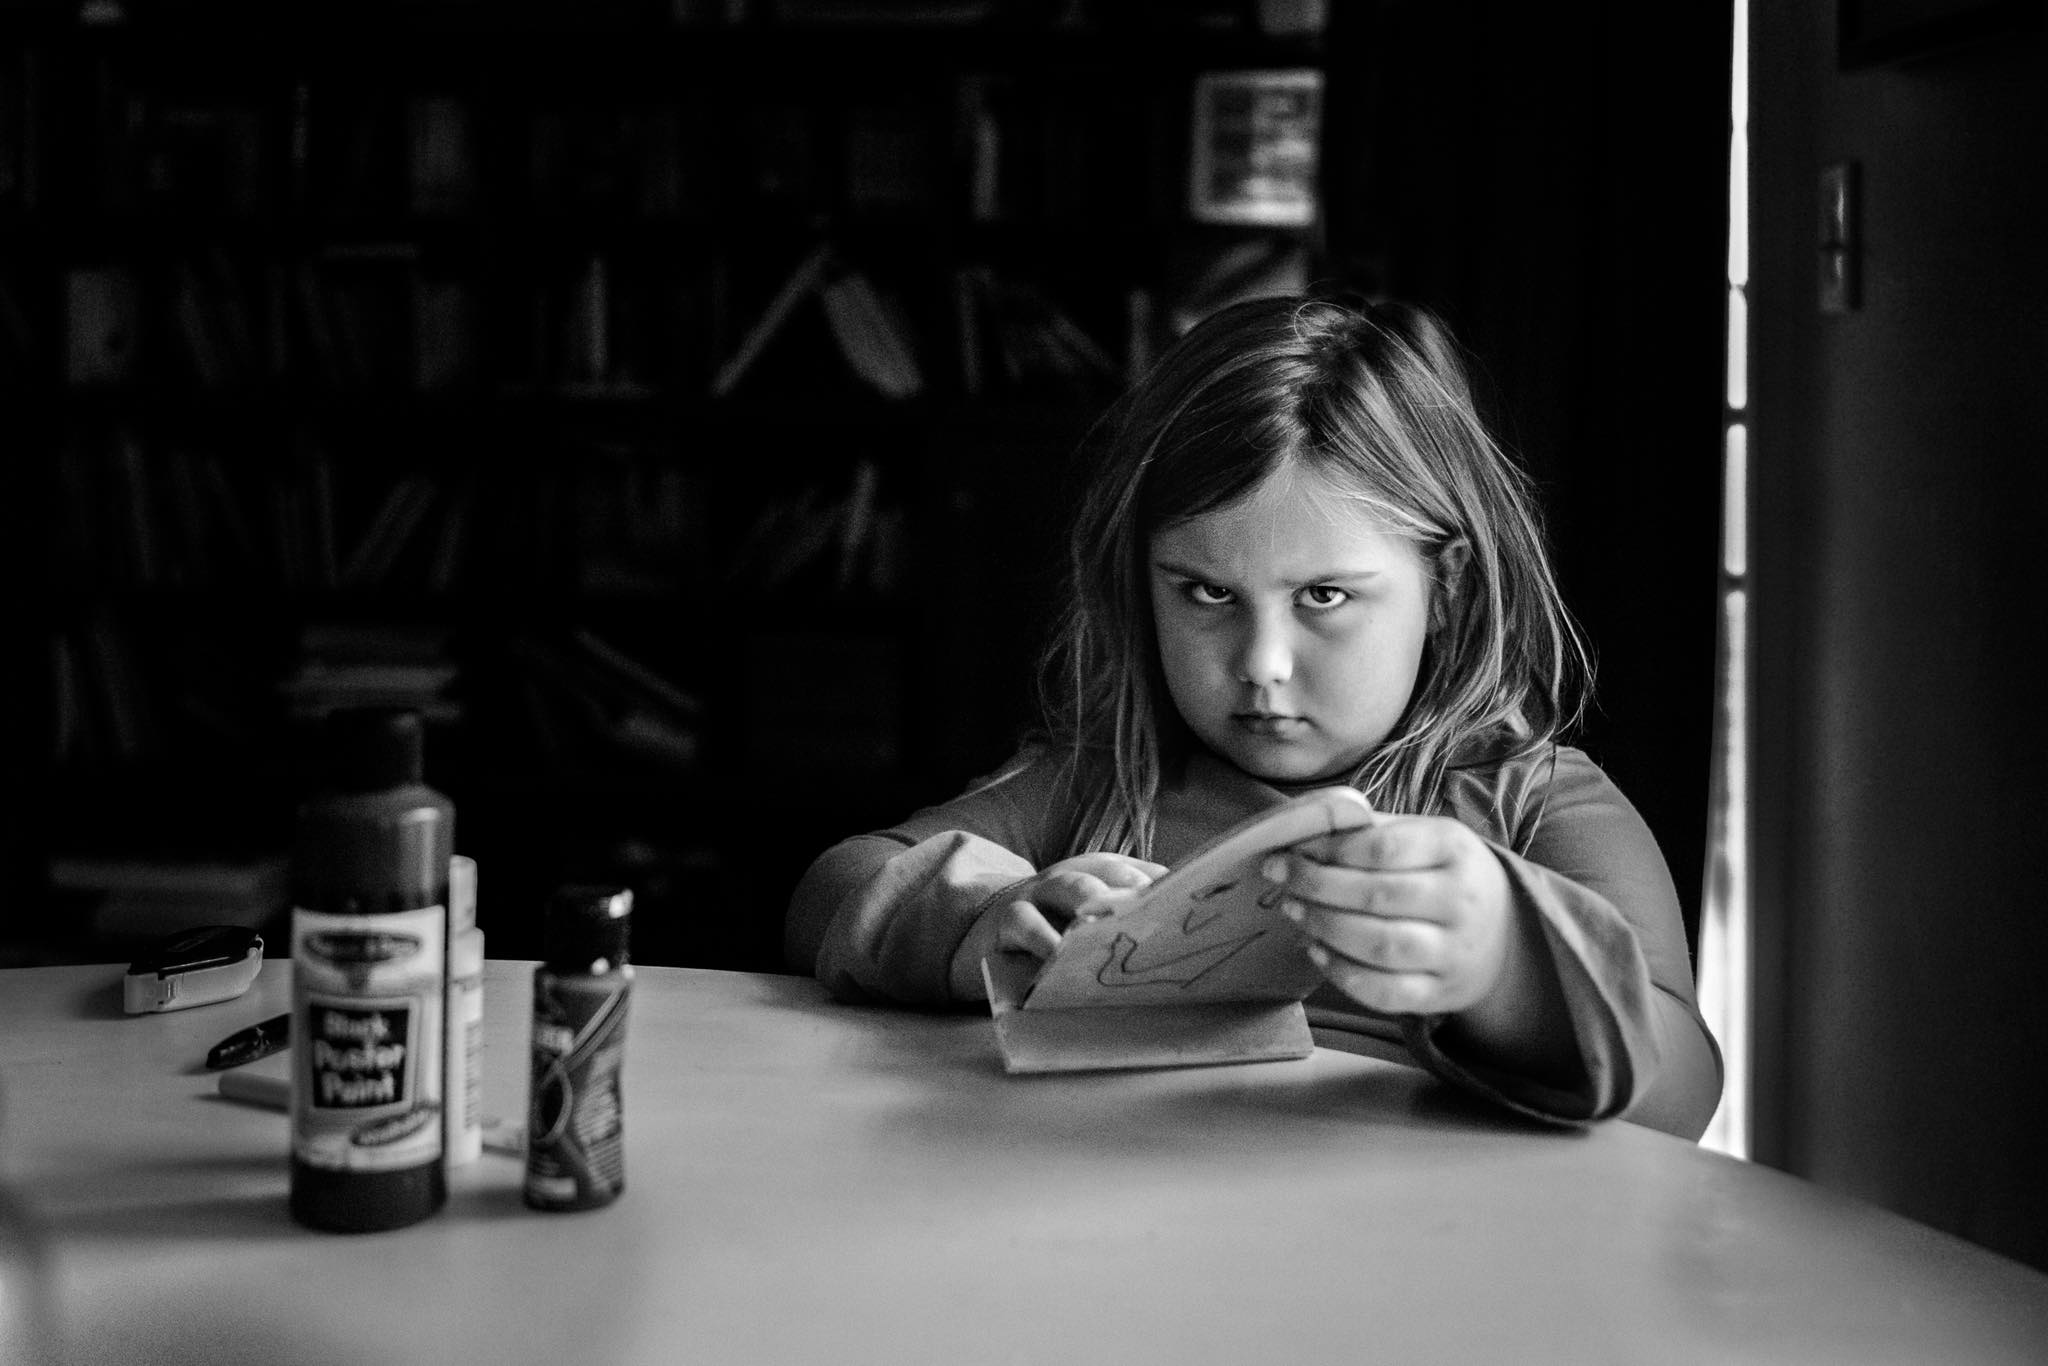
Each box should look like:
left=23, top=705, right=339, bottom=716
left=1183, top=581, right=1234, bottom=606
left=1299, top=585, right=1350, bottom=610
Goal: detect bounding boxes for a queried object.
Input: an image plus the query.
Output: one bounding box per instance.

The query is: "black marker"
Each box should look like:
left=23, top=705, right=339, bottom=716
left=205, top=1012, right=291, bottom=1070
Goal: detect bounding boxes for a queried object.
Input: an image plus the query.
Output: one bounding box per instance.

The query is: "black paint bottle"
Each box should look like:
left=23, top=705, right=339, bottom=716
left=289, top=708, right=455, bottom=1232
left=525, top=886, right=633, bottom=1212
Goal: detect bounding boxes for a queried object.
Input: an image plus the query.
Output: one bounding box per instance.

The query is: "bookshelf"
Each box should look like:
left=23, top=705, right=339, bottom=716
left=1, top=1, right=1333, bottom=970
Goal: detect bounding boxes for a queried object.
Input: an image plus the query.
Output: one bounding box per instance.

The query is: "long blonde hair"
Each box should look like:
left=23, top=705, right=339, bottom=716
left=1034, top=295, right=1591, bottom=858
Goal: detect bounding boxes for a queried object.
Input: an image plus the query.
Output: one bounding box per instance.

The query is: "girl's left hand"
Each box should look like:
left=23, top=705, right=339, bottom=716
left=1262, top=815, right=1513, bottom=1017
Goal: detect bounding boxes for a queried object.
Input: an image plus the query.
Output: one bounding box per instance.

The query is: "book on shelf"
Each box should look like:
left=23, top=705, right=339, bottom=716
left=287, top=80, right=312, bottom=208
left=144, top=99, right=264, bottom=215
left=506, top=631, right=704, bottom=773
left=156, top=441, right=211, bottom=589
left=193, top=447, right=262, bottom=576
left=637, top=97, right=718, bottom=218
left=572, top=629, right=707, bottom=723
left=953, top=74, right=1160, bottom=227
left=711, top=242, right=834, bottom=396
left=714, top=243, right=925, bottom=401
left=528, top=100, right=706, bottom=219
left=953, top=265, right=1116, bottom=394
left=299, top=434, right=340, bottom=589
left=65, top=266, right=141, bottom=387
left=339, top=471, right=441, bottom=588
left=509, top=252, right=690, bottom=397
left=319, top=86, right=408, bottom=217
left=568, top=442, right=702, bottom=594
left=953, top=75, right=1008, bottom=223
left=405, top=93, right=480, bottom=216
left=110, top=424, right=159, bottom=587
left=820, top=271, right=924, bottom=400
left=196, top=444, right=336, bottom=590
left=426, top=466, right=477, bottom=593
left=304, top=247, right=417, bottom=391
left=280, top=621, right=462, bottom=723
left=724, top=459, right=903, bottom=597
left=560, top=253, right=613, bottom=393
left=834, top=457, right=882, bottom=594
left=1, top=42, right=45, bottom=212
left=292, top=260, right=348, bottom=387
left=725, top=482, right=841, bottom=591
left=70, top=62, right=265, bottom=215
left=169, top=249, right=270, bottom=389
left=49, top=633, right=82, bottom=765
left=67, top=612, right=156, bottom=763
left=411, top=267, right=481, bottom=392
left=49, top=852, right=291, bottom=948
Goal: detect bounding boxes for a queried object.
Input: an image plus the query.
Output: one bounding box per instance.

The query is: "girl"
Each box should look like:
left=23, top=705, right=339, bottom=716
left=784, top=296, right=1722, bottom=1140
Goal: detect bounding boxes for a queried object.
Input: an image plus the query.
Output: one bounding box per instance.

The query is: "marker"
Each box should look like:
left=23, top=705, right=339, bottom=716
left=205, top=1012, right=291, bottom=1070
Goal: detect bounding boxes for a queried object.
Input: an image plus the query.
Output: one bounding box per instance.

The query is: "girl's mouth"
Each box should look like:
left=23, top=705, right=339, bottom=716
left=1232, top=712, right=1307, bottom=737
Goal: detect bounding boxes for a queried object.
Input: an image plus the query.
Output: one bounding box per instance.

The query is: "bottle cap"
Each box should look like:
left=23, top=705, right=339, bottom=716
left=324, top=708, right=425, bottom=792
left=543, top=886, right=633, bottom=973
left=450, top=855, right=478, bottom=933
left=451, top=926, right=484, bottom=979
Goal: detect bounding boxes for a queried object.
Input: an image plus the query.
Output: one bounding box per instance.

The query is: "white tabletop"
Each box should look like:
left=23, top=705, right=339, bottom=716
left=4, top=960, right=2047, bottom=1365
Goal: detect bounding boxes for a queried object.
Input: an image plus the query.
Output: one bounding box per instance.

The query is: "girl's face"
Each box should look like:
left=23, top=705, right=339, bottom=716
left=1148, top=467, right=1435, bottom=785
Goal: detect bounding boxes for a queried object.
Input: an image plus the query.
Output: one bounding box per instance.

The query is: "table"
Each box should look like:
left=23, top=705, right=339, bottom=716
left=4, top=960, right=2047, bottom=1365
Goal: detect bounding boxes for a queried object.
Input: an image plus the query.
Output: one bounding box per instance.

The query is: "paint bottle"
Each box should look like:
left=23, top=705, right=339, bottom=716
left=524, top=885, right=633, bottom=1212
left=445, top=855, right=484, bottom=1169
left=288, top=708, right=454, bottom=1233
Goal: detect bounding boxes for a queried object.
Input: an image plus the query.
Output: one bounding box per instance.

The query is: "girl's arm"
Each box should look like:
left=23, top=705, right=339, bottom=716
left=1415, top=748, right=1724, bottom=1138
left=1273, top=747, right=1722, bottom=1138
left=786, top=827, right=1038, bottom=1005
left=786, top=750, right=1162, bottom=1006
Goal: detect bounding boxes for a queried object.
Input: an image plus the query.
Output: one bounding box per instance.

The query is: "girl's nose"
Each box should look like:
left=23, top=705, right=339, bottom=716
left=1234, top=612, right=1294, bottom=688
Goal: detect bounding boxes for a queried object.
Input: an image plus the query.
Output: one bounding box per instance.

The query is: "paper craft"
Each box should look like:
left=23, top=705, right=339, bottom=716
left=982, top=785, right=1375, bottom=1073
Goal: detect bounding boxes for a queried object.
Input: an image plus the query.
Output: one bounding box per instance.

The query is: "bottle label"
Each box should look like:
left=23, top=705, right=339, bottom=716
left=525, top=972, right=630, bottom=1208
left=290, top=904, right=446, bottom=1173
left=445, top=970, right=483, bottom=1165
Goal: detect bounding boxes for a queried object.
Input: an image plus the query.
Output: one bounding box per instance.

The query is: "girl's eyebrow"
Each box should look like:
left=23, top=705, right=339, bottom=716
left=1150, top=558, right=1385, bottom=590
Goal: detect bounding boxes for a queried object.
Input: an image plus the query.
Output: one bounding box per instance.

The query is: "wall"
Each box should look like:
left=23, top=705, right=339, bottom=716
left=1750, top=0, right=2048, bottom=1269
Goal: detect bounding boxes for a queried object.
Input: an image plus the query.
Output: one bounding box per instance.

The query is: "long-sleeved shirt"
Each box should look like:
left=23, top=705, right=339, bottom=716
left=785, top=743, right=1724, bottom=1140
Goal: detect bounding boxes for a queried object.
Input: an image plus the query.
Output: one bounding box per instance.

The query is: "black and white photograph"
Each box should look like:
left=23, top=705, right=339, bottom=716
left=2, top=0, right=2044, bottom=1361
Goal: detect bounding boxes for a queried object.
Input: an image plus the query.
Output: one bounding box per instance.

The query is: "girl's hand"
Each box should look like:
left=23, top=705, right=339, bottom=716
left=1262, top=815, right=1513, bottom=1017
left=949, top=852, right=1168, bottom=999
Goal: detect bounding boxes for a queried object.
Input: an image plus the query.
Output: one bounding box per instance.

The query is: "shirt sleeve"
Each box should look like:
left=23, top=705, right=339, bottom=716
left=784, top=752, right=1061, bottom=1007
left=1404, top=748, right=1726, bottom=1139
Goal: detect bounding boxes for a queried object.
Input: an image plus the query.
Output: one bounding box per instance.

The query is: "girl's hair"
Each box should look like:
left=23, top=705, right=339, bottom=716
left=1033, top=294, right=1592, bottom=858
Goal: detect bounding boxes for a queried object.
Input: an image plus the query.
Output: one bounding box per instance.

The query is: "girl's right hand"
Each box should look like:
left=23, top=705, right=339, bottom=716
left=949, top=852, right=1168, bottom=999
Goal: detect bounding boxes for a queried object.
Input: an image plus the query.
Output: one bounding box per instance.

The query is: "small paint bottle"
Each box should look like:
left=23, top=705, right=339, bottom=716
left=444, top=855, right=483, bottom=1169
left=524, top=886, right=632, bottom=1212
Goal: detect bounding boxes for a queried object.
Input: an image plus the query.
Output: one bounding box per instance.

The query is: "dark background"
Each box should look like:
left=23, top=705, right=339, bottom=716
left=0, top=0, right=1728, bottom=977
